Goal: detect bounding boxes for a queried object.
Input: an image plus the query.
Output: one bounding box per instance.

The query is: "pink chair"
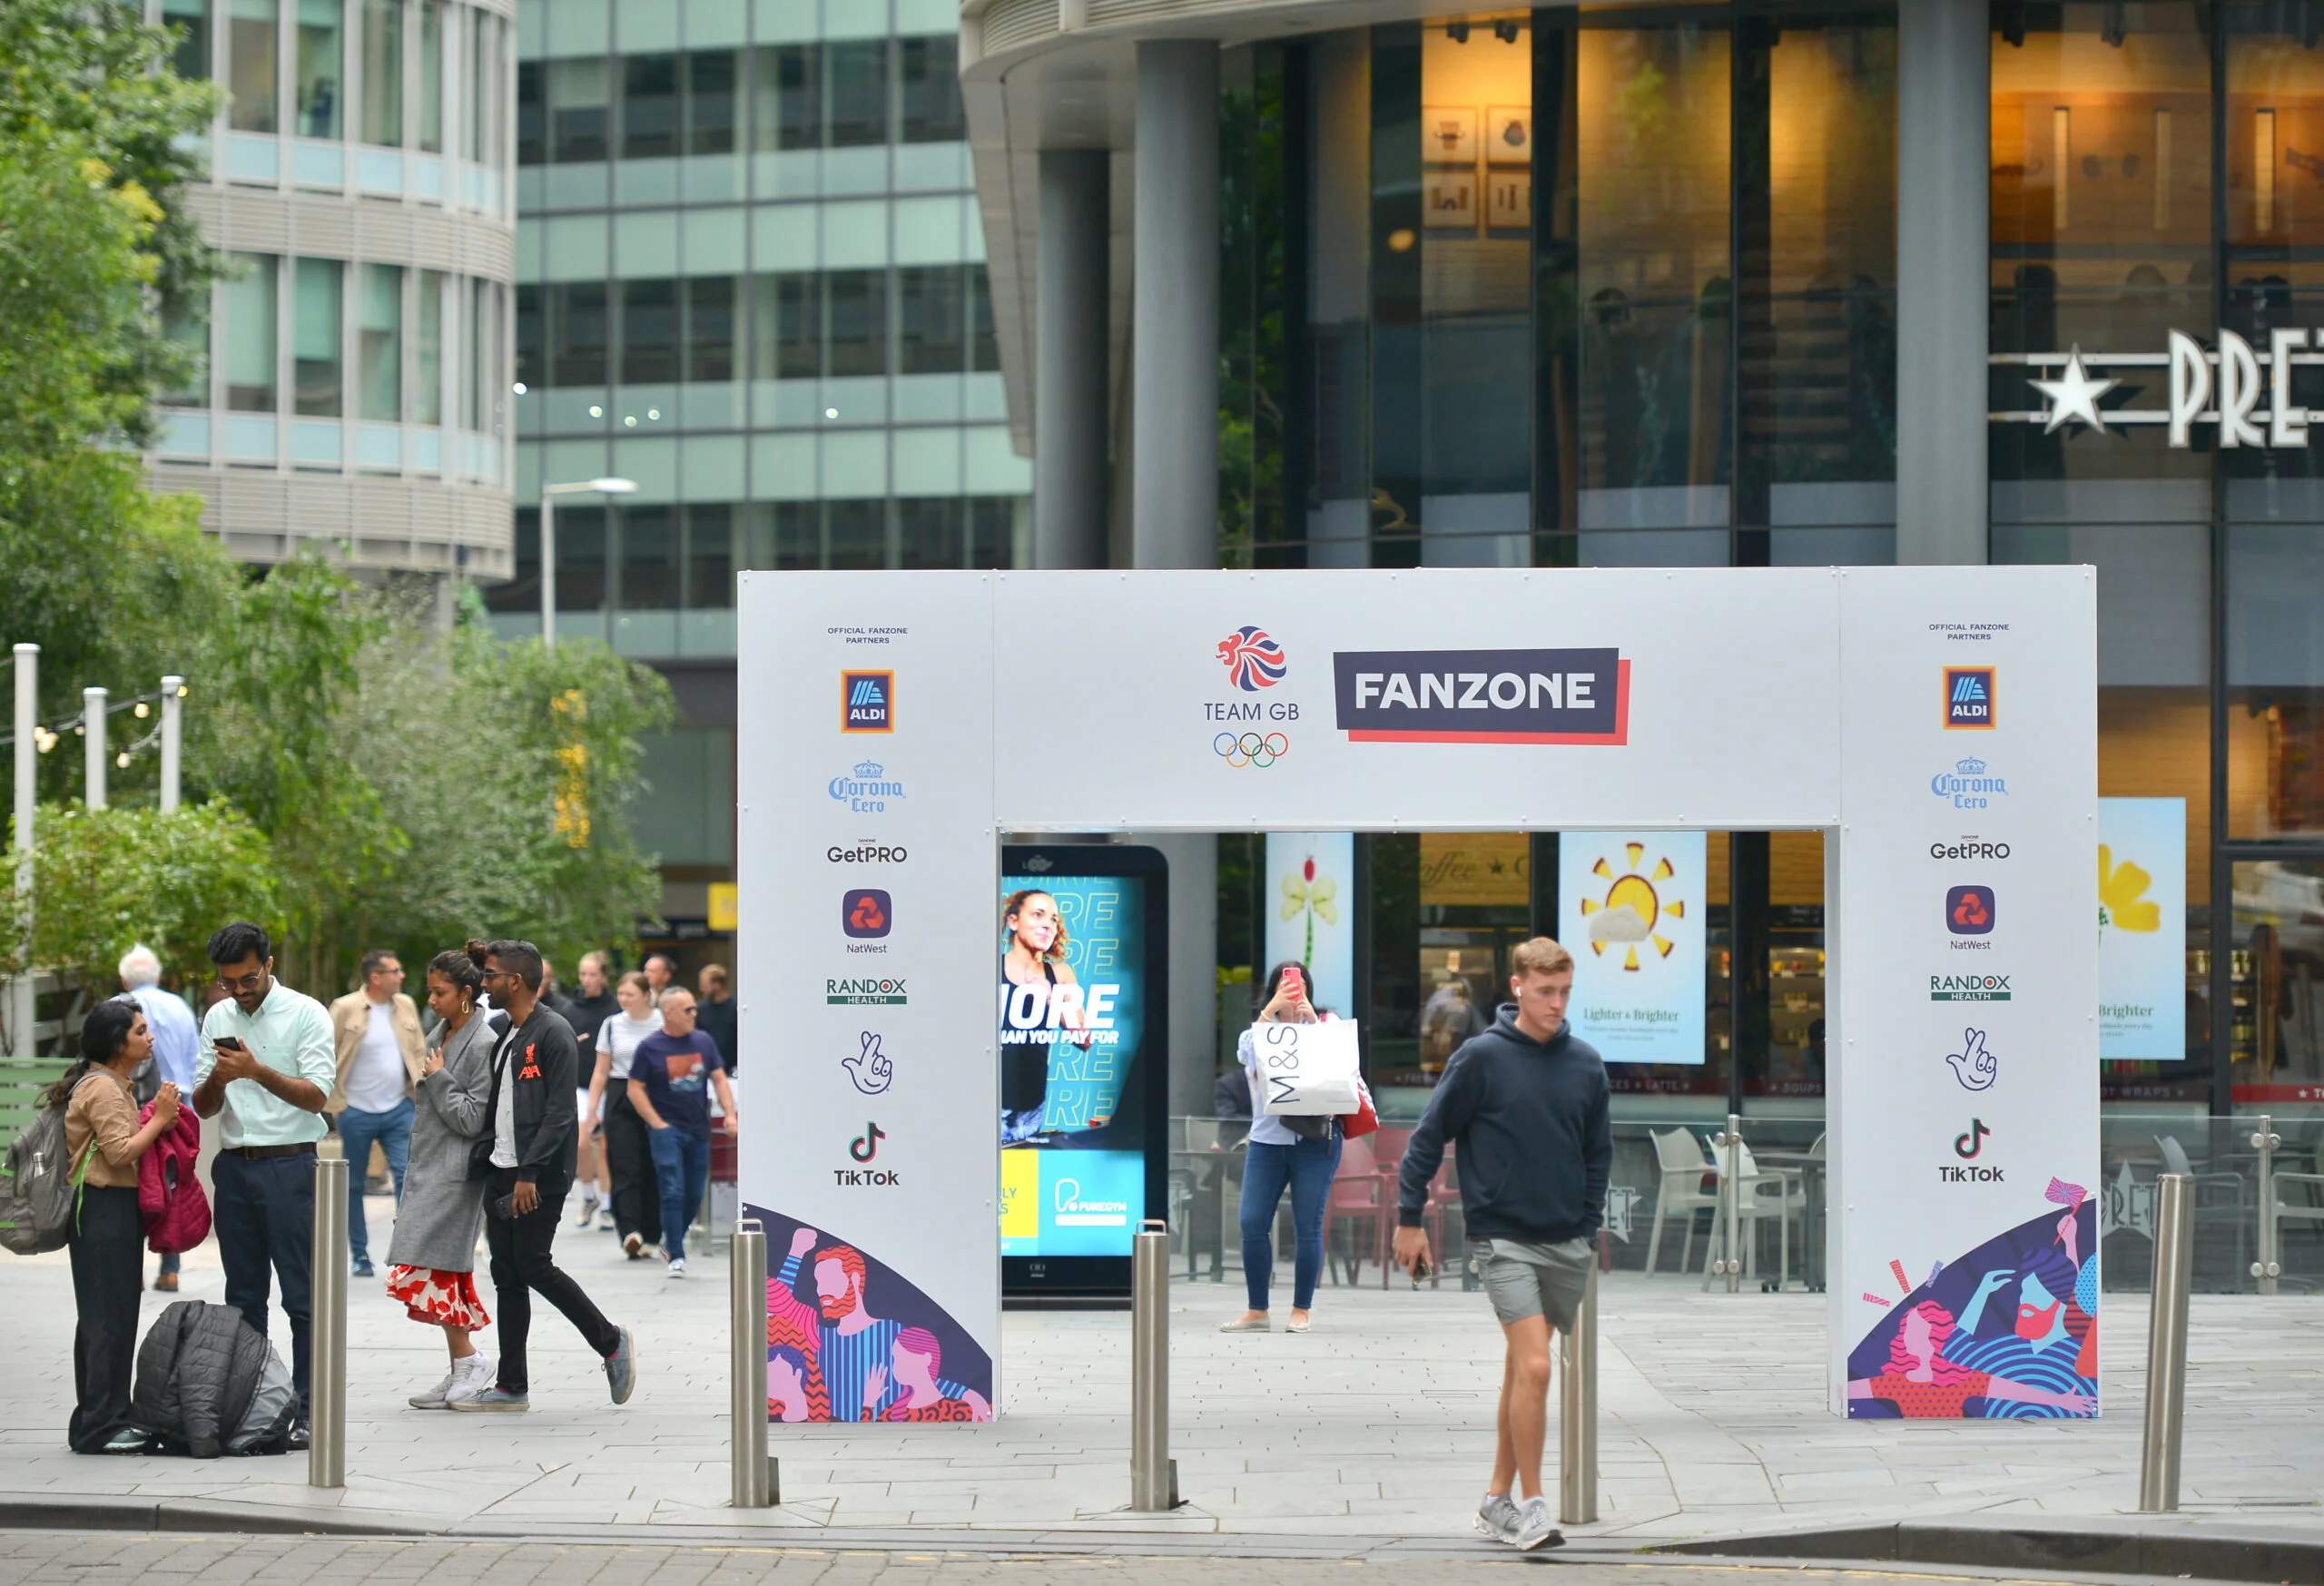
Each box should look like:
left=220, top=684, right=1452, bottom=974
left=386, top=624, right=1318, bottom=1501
left=1323, top=1134, right=1384, bottom=1286
left=1381, top=1138, right=1460, bottom=1287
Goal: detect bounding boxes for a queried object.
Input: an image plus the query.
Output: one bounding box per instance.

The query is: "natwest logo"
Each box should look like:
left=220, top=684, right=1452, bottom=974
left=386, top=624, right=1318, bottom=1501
left=828, top=841, right=907, bottom=863
left=1333, top=648, right=1630, bottom=745
left=1932, top=756, right=2008, bottom=809
left=842, top=888, right=891, bottom=940
left=1930, top=836, right=2012, bottom=860
left=1216, top=626, right=1289, bottom=691
left=1945, top=666, right=1996, bottom=729
left=842, top=670, right=893, bottom=733
left=1946, top=884, right=1995, bottom=937
left=829, top=761, right=904, bottom=813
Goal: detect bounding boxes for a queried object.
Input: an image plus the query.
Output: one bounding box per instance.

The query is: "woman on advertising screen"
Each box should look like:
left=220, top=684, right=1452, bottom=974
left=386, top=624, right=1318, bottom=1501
left=1220, top=961, right=1344, bottom=1335
left=999, top=889, right=1092, bottom=1147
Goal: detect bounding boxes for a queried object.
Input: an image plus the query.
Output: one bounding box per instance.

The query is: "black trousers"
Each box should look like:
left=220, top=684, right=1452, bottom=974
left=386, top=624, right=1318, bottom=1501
left=212, top=1148, right=314, bottom=1410
left=601, top=1090, right=662, bottom=1245
left=482, top=1168, right=621, bottom=1395
left=67, top=1186, right=143, bottom=1453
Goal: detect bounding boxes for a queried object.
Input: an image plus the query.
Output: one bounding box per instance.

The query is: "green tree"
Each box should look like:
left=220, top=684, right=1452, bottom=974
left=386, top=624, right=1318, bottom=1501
left=4, top=802, right=279, bottom=994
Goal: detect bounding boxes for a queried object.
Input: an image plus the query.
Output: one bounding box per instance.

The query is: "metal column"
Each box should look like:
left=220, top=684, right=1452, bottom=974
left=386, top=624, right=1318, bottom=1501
left=159, top=676, right=183, bottom=813
left=2250, top=1115, right=2281, bottom=1295
left=9, top=644, right=34, bottom=1061
left=1558, top=1266, right=1599, bottom=1525
left=1130, top=39, right=1220, bottom=571
left=1895, top=0, right=1991, bottom=566
left=1130, top=1218, right=1177, bottom=1510
left=539, top=492, right=559, bottom=649
left=1036, top=148, right=1111, bottom=571
left=1713, top=1114, right=1744, bottom=1292
left=2139, top=1173, right=2193, bottom=1513
left=731, top=1220, right=773, bottom=1506
left=310, top=1154, right=349, bottom=1488
left=82, top=687, right=106, bottom=810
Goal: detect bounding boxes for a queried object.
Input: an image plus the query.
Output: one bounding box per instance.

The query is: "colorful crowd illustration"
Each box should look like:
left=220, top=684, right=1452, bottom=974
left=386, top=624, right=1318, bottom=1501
left=754, top=1211, right=995, bottom=1423
left=1846, top=1179, right=2098, bottom=1419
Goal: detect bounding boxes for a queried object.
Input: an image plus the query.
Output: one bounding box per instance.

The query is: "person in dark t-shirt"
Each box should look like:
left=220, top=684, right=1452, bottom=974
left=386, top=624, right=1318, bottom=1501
left=625, top=988, right=737, bottom=1276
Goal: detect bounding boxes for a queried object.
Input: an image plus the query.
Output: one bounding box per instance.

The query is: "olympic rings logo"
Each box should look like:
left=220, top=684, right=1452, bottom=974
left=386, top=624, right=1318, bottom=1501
left=1214, top=732, right=1289, bottom=768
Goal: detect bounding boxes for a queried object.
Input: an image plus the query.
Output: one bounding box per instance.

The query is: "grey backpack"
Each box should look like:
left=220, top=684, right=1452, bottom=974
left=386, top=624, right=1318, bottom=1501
left=0, top=1076, right=94, bottom=1256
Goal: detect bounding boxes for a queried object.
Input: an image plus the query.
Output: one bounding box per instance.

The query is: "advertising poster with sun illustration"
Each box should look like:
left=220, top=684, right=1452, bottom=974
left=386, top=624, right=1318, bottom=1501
left=2097, top=798, right=2185, bottom=1063
left=1557, top=832, right=1709, bottom=1065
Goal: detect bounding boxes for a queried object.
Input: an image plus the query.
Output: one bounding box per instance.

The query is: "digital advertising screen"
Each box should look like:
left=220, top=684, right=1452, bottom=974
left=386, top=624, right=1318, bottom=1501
left=998, top=845, right=1167, bottom=1297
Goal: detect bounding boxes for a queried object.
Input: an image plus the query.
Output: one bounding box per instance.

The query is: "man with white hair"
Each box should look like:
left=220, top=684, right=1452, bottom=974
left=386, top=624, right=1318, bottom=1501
left=120, top=943, right=202, bottom=1291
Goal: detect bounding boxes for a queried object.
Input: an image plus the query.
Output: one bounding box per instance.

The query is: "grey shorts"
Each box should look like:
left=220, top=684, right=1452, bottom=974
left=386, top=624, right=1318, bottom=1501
left=1474, top=1236, right=1592, bottom=1331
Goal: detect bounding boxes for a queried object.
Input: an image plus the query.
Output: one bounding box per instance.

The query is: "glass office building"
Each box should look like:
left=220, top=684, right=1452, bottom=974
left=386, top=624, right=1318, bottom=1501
left=495, top=0, right=1029, bottom=941
left=964, top=0, right=2324, bottom=1156
left=144, top=0, right=518, bottom=579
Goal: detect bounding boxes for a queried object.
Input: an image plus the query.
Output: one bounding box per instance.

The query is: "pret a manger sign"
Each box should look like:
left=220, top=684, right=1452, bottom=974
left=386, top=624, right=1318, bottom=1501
left=1996, top=329, right=2324, bottom=446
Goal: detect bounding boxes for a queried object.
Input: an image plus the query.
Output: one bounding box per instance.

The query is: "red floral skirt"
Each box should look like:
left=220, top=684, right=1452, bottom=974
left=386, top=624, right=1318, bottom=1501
left=385, top=1265, right=491, bottom=1330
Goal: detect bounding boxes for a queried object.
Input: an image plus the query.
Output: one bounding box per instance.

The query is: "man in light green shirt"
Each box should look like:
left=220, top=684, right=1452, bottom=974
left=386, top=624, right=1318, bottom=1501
left=192, top=921, right=335, bottom=1431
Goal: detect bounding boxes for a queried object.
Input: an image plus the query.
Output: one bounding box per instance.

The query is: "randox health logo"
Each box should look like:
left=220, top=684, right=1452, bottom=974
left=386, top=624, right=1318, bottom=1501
left=1930, top=971, right=2012, bottom=1001
left=828, top=976, right=907, bottom=1006
left=1332, top=647, right=1630, bottom=744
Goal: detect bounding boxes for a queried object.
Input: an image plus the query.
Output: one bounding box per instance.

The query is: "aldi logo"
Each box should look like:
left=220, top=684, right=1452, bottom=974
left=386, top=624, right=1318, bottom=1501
left=842, top=671, right=894, bottom=733
left=1945, top=666, right=1995, bottom=730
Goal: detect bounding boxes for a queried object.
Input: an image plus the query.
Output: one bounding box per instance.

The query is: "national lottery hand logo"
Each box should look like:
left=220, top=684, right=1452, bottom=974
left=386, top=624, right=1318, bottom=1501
left=1216, top=626, right=1288, bottom=691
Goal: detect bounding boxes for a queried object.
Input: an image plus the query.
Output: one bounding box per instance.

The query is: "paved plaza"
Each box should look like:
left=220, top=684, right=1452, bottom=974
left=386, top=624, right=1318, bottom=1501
left=2, top=1202, right=2320, bottom=1550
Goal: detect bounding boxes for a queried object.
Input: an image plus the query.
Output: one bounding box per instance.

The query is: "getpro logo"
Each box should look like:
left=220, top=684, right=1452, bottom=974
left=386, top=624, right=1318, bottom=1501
left=842, top=888, right=891, bottom=939
left=1945, top=666, right=1996, bottom=729
left=1929, top=836, right=2012, bottom=860
left=842, top=670, right=894, bottom=733
left=1334, top=648, right=1630, bottom=744
left=827, top=841, right=906, bottom=863
left=1216, top=626, right=1289, bottom=691
left=1946, top=884, right=1995, bottom=937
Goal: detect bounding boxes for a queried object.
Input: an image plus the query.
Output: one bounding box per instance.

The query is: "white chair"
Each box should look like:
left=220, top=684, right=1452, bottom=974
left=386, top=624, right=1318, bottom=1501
left=1646, top=1128, right=1723, bottom=1276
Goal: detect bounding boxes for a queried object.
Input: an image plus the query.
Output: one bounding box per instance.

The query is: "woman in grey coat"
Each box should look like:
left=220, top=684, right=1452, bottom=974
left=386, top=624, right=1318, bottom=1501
left=385, top=945, right=502, bottom=1408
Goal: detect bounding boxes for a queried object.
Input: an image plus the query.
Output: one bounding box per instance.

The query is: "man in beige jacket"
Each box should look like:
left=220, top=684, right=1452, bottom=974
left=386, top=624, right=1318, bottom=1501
left=329, top=951, right=427, bottom=1276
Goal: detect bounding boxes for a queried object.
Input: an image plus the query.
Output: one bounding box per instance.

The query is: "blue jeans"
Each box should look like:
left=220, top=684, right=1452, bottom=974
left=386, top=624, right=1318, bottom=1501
left=648, top=1126, right=711, bottom=1263
left=1240, top=1133, right=1342, bottom=1312
left=212, top=1149, right=314, bottom=1411
left=336, top=1098, right=412, bottom=1267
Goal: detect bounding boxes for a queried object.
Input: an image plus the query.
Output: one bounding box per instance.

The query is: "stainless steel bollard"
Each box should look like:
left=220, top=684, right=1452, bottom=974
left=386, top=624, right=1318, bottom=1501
left=731, top=1220, right=773, bottom=1507
left=2139, top=1173, right=2193, bottom=1513
left=2250, top=1114, right=2282, bottom=1295
left=1130, top=1218, right=1177, bottom=1511
left=1558, top=1264, right=1599, bottom=1525
left=309, top=1153, right=348, bottom=1489
left=1715, top=1114, right=1744, bottom=1292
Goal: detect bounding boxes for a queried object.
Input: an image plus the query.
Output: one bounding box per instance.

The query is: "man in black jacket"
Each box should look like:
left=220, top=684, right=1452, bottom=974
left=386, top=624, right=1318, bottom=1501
left=450, top=940, right=638, bottom=1412
left=1394, top=937, right=1610, bottom=1553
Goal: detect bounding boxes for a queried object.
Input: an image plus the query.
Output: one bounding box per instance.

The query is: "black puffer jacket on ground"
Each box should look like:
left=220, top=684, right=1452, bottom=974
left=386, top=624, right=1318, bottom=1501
left=130, top=1300, right=271, bottom=1458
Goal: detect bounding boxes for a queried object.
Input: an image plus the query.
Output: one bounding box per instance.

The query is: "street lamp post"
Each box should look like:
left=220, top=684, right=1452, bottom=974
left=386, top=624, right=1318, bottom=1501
left=539, top=477, right=638, bottom=649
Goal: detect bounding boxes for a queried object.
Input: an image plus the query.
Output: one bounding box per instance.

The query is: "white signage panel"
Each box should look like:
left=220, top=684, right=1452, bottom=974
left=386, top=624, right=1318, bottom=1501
left=1559, top=830, right=1709, bottom=1066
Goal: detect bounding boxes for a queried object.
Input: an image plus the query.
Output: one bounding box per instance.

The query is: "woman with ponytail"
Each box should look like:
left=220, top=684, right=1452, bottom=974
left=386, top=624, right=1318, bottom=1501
left=384, top=944, right=503, bottom=1407
left=56, top=997, right=181, bottom=1452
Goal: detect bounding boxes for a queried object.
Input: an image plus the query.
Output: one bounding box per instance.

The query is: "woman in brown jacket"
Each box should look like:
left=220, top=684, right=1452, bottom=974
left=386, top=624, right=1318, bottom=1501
left=55, top=998, right=182, bottom=1452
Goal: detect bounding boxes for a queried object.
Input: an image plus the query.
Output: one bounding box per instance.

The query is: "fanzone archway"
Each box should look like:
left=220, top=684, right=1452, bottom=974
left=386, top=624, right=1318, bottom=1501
left=736, top=566, right=2097, bottom=1422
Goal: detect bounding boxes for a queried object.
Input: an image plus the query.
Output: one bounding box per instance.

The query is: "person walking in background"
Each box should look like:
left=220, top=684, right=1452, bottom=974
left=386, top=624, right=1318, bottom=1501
left=626, top=987, right=737, bottom=1277
left=565, top=952, right=617, bottom=1229
left=695, top=964, right=739, bottom=1077
left=119, top=944, right=198, bottom=1292
left=329, top=951, right=427, bottom=1278
left=1394, top=937, right=1610, bottom=1554
left=387, top=948, right=500, bottom=1408
left=586, top=970, right=663, bottom=1259
left=1219, top=962, right=1341, bottom=1336
left=57, top=1000, right=182, bottom=1453
left=450, top=940, right=635, bottom=1413
left=643, top=953, right=675, bottom=1000
left=192, top=921, right=334, bottom=1442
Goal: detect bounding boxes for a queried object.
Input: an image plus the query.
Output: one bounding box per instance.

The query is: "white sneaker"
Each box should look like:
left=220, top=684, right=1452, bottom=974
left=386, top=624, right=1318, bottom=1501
left=408, top=1368, right=456, bottom=1410
left=666, top=1257, right=687, bottom=1278
left=575, top=1191, right=599, bottom=1226
left=444, top=1352, right=497, bottom=1407
left=1512, top=1496, right=1564, bottom=1552
left=1476, top=1492, right=1522, bottom=1543
left=596, top=1207, right=615, bottom=1232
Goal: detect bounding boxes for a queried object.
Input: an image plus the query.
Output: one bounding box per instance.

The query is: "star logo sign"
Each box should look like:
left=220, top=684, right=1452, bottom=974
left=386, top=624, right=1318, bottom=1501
left=2028, top=347, right=2120, bottom=434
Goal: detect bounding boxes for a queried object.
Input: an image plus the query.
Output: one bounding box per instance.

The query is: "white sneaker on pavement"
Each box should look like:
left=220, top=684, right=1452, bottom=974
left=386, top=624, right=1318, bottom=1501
left=444, top=1352, right=496, bottom=1407
left=1475, top=1492, right=1522, bottom=1544
left=667, top=1257, right=687, bottom=1278
left=1512, top=1496, right=1564, bottom=1552
left=408, top=1368, right=456, bottom=1410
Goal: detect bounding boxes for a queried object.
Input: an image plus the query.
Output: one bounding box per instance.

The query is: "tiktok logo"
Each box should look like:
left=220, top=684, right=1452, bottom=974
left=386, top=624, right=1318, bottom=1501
left=1954, top=1118, right=1991, bottom=1159
left=850, top=1121, right=886, bottom=1162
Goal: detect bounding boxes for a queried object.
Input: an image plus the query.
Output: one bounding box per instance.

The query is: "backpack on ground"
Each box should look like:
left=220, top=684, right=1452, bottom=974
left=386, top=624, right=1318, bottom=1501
left=131, top=1300, right=295, bottom=1458
left=0, top=1075, right=96, bottom=1256
left=138, top=1104, right=210, bottom=1254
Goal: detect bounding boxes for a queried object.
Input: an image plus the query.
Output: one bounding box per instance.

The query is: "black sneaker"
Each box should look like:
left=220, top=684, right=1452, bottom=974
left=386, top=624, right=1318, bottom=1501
left=287, top=1418, right=311, bottom=1453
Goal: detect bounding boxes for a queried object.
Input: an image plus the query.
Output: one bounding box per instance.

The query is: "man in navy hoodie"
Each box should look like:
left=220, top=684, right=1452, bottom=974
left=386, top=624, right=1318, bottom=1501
left=1395, top=936, right=1610, bottom=1552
